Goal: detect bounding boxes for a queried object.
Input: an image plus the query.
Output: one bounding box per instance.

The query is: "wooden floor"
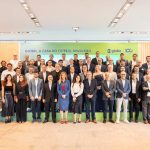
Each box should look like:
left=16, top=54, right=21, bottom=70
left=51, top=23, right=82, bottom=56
left=0, top=121, right=150, bottom=150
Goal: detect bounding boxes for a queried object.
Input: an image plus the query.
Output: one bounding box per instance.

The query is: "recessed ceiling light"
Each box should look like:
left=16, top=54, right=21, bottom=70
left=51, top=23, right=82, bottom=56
left=72, top=27, right=80, bottom=32
left=22, top=3, right=29, bottom=10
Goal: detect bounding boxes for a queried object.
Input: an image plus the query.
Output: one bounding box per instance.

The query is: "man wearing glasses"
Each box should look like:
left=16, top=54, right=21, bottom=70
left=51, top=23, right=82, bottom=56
left=116, top=71, right=131, bottom=123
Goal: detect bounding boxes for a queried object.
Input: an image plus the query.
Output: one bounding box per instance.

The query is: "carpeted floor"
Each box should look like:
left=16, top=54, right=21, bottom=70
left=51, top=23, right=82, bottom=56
left=0, top=121, right=150, bottom=150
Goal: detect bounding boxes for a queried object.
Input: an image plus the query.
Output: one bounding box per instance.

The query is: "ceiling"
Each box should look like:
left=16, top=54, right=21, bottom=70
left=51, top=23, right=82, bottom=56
left=0, top=0, right=150, bottom=41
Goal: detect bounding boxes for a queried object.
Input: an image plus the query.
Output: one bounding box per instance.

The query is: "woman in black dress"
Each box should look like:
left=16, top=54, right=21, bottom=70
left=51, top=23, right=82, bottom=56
left=15, top=75, right=28, bottom=123
left=1, top=74, right=15, bottom=123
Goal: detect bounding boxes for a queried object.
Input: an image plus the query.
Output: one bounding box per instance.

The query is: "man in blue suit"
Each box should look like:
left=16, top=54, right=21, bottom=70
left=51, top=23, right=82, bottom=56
left=116, top=71, right=131, bottom=123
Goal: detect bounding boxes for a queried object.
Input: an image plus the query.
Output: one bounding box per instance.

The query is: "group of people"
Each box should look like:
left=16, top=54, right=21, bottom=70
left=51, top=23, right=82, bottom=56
left=0, top=51, right=150, bottom=124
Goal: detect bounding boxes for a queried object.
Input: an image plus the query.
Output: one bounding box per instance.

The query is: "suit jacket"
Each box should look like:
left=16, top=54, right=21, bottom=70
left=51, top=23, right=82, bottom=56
left=102, top=80, right=116, bottom=100
left=117, top=66, right=131, bottom=75
left=116, top=79, right=131, bottom=99
left=142, top=81, right=150, bottom=101
left=129, top=80, right=141, bottom=99
left=39, top=71, right=49, bottom=83
left=84, top=79, right=97, bottom=99
left=142, top=63, right=150, bottom=74
left=116, top=59, right=128, bottom=68
left=105, top=64, right=117, bottom=72
left=68, top=73, right=77, bottom=83
left=13, top=75, right=20, bottom=84
left=66, top=65, right=79, bottom=74
left=43, top=82, right=57, bottom=102
left=91, top=58, right=98, bottom=65
left=29, top=78, right=43, bottom=98
left=85, top=63, right=95, bottom=73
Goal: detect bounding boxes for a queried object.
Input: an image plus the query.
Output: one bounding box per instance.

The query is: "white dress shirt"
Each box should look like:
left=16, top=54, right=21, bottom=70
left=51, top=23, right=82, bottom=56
left=10, top=59, right=19, bottom=69
left=71, top=83, right=84, bottom=97
left=1, top=70, right=16, bottom=81
left=121, top=79, right=125, bottom=88
left=132, top=80, right=136, bottom=94
left=43, top=72, right=46, bottom=82
left=35, top=79, right=38, bottom=99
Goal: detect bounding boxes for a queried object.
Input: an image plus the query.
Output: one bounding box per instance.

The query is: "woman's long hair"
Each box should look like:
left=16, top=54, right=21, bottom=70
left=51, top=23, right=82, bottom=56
left=18, top=74, right=27, bottom=87
left=58, top=71, right=68, bottom=84
left=3, top=74, right=13, bottom=86
left=72, top=75, right=82, bottom=87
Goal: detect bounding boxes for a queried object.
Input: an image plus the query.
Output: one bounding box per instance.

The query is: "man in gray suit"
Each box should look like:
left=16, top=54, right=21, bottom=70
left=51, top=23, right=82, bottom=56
left=116, top=71, right=131, bottom=124
left=102, top=72, right=116, bottom=123
left=142, top=74, right=150, bottom=124
left=29, top=71, right=43, bottom=122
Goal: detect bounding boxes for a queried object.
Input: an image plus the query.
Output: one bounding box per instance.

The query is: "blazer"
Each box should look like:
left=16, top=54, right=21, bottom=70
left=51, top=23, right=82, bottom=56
left=142, top=81, right=150, bottom=101
left=66, top=65, right=79, bottom=75
left=39, top=71, right=49, bottom=83
left=129, top=80, right=141, bottom=99
left=43, top=82, right=57, bottom=102
left=68, top=73, right=77, bottom=83
left=91, top=57, right=104, bottom=66
left=84, top=79, right=97, bottom=99
left=29, top=78, right=43, bottom=98
left=105, top=64, right=117, bottom=72
left=102, top=80, right=116, bottom=100
left=116, top=79, right=131, bottom=99
left=85, top=63, right=95, bottom=73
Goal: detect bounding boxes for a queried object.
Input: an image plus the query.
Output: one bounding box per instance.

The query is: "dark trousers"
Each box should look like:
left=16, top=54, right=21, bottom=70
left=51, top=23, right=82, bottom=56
left=129, top=94, right=140, bottom=120
left=44, top=100, right=56, bottom=122
left=103, top=100, right=114, bottom=120
left=31, top=99, right=41, bottom=119
left=85, top=98, right=96, bottom=120
left=16, top=99, right=27, bottom=122
left=142, top=100, right=150, bottom=120
left=96, top=89, right=103, bottom=112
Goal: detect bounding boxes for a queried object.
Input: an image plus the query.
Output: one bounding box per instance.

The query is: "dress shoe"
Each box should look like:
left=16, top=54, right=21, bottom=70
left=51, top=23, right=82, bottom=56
left=103, top=120, right=106, bottom=123
left=92, top=120, right=97, bottom=124
left=148, top=120, right=150, bottom=124
left=135, top=119, right=138, bottom=123
left=109, top=120, right=115, bottom=123
left=37, top=119, right=42, bottom=123
left=53, top=120, right=56, bottom=123
left=32, top=119, right=36, bottom=123
left=73, top=122, right=76, bottom=124
left=144, top=120, right=148, bottom=124
left=129, top=118, right=133, bottom=122
left=5, top=119, right=9, bottom=124
left=85, top=120, right=90, bottom=123
left=43, top=120, right=48, bottom=123
left=78, top=121, right=81, bottom=123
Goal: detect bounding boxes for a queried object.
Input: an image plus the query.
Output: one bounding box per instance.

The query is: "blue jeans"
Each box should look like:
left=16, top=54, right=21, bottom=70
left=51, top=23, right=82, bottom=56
left=85, top=98, right=96, bottom=120
left=31, top=99, right=41, bottom=119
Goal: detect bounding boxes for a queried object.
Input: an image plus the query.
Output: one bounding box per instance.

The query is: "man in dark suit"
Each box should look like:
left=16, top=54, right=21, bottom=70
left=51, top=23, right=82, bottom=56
left=116, top=53, right=128, bottom=69
left=129, top=73, right=141, bottom=123
left=129, top=53, right=138, bottom=71
left=102, top=72, right=116, bottom=123
left=43, top=74, right=57, bottom=123
left=34, top=54, right=41, bottom=72
left=132, top=65, right=144, bottom=82
left=84, top=71, right=97, bottom=123
left=58, top=59, right=67, bottom=72
left=66, top=59, right=79, bottom=74
left=105, top=58, right=117, bottom=72
left=97, top=58, right=106, bottom=72
left=13, top=67, right=21, bottom=84
left=73, top=54, right=79, bottom=68
left=39, top=65, right=49, bottom=84
left=91, top=51, right=100, bottom=65
left=46, top=54, right=56, bottom=67
left=116, top=71, right=131, bottom=124
left=22, top=55, right=30, bottom=73
left=85, top=57, right=95, bottom=73
left=142, top=74, right=150, bottom=124
left=142, top=56, right=150, bottom=74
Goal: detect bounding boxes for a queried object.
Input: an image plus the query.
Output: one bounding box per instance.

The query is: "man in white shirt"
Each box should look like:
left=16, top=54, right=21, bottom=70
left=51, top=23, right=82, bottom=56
left=1, top=63, right=16, bottom=82
left=10, top=54, right=19, bottom=69
left=116, top=71, right=131, bottom=124
left=62, top=53, right=69, bottom=67
left=129, top=73, right=141, bottom=123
